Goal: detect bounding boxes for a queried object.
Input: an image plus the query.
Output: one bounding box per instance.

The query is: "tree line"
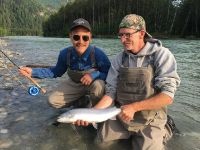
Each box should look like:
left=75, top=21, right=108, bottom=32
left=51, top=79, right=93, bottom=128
left=43, top=0, right=200, bottom=38
left=0, top=0, right=44, bottom=36
left=0, top=0, right=199, bottom=38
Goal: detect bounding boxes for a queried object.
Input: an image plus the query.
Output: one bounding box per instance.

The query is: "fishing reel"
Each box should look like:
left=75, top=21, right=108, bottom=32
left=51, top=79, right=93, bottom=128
left=28, top=86, right=40, bottom=96
left=0, top=49, right=46, bottom=96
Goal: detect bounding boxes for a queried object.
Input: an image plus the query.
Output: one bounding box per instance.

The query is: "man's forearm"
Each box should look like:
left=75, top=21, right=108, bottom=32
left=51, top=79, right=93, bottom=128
left=131, top=93, right=173, bottom=112
left=94, top=95, right=113, bottom=109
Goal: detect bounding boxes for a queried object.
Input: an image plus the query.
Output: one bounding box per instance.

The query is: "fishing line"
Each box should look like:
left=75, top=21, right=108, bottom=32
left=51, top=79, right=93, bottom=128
left=70, top=124, right=81, bottom=137
left=0, top=51, right=27, bottom=92
left=70, top=124, right=88, bottom=150
left=65, top=106, right=87, bottom=149
left=0, top=48, right=46, bottom=95
left=0, top=49, right=20, bottom=69
left=2, top=56, right=27, bottom=91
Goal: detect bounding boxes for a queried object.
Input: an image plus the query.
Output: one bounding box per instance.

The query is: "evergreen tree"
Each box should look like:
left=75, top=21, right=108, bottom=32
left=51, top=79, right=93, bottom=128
left=42, top=0, right=200, bottom=38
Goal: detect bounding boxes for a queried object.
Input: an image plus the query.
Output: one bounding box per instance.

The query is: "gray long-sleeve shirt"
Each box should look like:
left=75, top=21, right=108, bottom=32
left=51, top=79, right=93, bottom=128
left=105, top=39, right=181, bottom=100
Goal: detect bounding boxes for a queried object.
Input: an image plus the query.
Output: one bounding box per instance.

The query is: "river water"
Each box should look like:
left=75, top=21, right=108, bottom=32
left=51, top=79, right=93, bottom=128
left=0, top=36, right=200, bottom=150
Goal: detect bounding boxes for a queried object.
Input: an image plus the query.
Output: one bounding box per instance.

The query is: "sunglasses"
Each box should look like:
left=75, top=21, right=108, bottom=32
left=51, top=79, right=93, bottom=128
left=118, top=30, right=140, bottom=38
left=72, top=35, right=90, bottom=42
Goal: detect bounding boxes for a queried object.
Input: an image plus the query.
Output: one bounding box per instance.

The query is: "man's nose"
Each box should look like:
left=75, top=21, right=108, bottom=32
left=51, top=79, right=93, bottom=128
left=79, top=37, right=84, bottom=43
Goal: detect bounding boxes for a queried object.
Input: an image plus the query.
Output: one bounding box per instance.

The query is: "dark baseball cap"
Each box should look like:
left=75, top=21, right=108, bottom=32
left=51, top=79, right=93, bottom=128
left=70, top=18, right=91, bottom=31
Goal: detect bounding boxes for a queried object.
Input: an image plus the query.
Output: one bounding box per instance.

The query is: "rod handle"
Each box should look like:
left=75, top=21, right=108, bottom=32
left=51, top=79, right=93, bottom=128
left=26, top=76, right=46, bottom=94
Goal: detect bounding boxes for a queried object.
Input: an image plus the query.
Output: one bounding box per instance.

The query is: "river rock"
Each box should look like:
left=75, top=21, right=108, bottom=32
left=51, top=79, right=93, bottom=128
left=0, top=108, right=8, bottom=119
left=0, top=129, right=8, bottom=134
left=0, top=139, right=13, bottom=149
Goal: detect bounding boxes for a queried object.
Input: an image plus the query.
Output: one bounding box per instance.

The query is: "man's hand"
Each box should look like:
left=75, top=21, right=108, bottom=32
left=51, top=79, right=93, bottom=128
left=19, top=67, right=32, bottom=77
left=73, top=120, right=89, bottom=126
left=80, top=73, right=93, bottom=85
left=119, top=104, right=137, bottom=122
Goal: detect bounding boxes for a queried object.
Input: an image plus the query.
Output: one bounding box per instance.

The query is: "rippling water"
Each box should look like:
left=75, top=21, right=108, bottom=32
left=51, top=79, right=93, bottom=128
left=0, top=36, right=200, bottom=150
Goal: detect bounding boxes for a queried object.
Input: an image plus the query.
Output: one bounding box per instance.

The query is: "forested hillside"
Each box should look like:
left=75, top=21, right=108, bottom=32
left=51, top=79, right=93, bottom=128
left=0, top=0, right=44, bottom=35
left=0, top=0, right=199, bottom=37
left=43, top=0, right=200, bottom=38
left=36, top=0, right=73, bottom=9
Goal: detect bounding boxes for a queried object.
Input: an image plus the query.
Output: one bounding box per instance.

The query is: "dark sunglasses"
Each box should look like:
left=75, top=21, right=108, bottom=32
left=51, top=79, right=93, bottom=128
left=72, top=35, right=90, bottom=42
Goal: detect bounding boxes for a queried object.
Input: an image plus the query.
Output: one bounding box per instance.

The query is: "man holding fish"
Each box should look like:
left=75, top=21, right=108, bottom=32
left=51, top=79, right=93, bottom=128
left=76, top=14, right=180, bottom=150
left=19, top=18, right=111, bottom=109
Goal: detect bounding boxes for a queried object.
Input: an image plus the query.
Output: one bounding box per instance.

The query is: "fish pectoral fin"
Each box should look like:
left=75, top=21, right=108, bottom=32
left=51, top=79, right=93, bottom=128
left=92, top=122, right=97, bottom=129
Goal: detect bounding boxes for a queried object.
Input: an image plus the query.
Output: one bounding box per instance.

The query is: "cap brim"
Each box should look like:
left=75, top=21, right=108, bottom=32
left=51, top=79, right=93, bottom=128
left=70, top=25, right=91, bottom=31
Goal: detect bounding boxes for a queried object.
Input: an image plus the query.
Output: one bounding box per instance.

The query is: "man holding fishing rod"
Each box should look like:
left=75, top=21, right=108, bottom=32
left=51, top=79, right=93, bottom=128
left=19, top=18, right=111, bottom=109
left=77, top=14, right=181, bottom=149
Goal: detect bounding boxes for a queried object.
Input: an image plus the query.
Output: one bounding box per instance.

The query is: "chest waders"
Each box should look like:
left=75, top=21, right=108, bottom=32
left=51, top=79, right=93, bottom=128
left=66, top=46, right=97, bottom=83
left=116, top=52, right=166, bottom=132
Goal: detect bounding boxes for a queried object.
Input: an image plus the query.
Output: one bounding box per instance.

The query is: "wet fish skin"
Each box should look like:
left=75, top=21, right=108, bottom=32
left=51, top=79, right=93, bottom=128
left=57, top=107, right=121, bottom=123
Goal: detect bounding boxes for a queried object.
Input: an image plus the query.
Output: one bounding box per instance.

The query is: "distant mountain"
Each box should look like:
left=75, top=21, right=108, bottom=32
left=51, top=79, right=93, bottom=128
left=0, top=0, right=75, bottom=36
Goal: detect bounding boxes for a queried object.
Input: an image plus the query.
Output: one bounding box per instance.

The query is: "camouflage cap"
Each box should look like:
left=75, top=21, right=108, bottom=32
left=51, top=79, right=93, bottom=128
left=119, top=14, right=152, bottom=38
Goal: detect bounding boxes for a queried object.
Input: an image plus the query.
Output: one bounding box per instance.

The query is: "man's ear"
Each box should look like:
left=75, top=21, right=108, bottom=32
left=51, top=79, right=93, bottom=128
left=140, top=30, right=145, bottom=39
left=89, top=32, right=92, bottom=41
left=69, top=32, right=73, bottom=43
left=69, top=32, right=72, bottom=38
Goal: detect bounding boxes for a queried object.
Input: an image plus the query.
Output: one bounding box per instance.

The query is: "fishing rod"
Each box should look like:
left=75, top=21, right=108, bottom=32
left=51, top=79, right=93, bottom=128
left=0, top=49, right=46, bottom=95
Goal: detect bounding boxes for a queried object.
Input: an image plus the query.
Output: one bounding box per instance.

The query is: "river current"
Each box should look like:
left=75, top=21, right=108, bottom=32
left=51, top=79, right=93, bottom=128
left=0, top=36, right=200, bottom=150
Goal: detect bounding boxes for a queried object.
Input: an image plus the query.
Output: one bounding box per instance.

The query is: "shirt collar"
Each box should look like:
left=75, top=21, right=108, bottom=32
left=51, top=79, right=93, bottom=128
left=72, top=45, right=91, bottom=61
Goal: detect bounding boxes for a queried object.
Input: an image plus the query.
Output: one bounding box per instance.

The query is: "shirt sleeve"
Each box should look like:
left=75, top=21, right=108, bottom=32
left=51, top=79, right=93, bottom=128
left=154, top=48, right=181, bottom=99
left=32, top=68, right=54, bottom=79
left=90, top=71, right=100, bottom=79
left=105, top=53, right=123, bottom=100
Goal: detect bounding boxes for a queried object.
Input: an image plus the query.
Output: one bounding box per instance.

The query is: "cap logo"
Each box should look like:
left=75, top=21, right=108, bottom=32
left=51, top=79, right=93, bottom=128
left=76, top=20, right=85, bottom=24
left=71, top=18, right=91, bottom=31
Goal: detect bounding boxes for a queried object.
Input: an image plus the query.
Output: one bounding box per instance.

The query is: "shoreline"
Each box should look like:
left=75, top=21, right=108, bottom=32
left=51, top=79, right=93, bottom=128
left=1, top=35, right=200, bottom=40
